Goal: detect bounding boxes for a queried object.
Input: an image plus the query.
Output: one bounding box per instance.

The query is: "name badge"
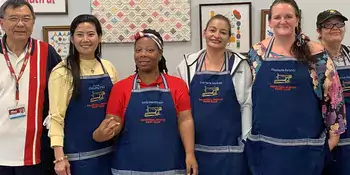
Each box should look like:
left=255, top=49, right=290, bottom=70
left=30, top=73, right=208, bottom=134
left=8, top=105, right=26, bottom=119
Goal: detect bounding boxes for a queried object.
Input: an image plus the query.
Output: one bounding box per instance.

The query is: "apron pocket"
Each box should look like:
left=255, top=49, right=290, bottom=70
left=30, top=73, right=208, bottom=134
left=195, top=141, right=246, bottom=175
left=70, top=153, right=112, bottom=175
left=328, top=144, right=350, bottom=175
left=247, top=133, right=326, bottom=175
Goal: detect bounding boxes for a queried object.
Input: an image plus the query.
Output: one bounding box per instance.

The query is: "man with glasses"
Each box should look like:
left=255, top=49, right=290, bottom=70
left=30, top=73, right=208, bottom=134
left=0, top=0, right=61, bottom=174
left=317, top=9, right=350, bottom=175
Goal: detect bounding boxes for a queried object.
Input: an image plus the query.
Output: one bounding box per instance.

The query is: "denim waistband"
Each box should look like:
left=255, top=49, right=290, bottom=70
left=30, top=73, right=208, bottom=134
left=111, top=169, right=186, bottom=175
left=247, top=132, right=326, bottom=146
left=195, top=139, right=244, bottom=153
left=66, top=146, right=113, bottom=161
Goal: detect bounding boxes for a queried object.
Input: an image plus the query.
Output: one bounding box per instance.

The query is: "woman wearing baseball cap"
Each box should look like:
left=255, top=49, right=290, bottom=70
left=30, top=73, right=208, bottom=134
left=317, top=9, right=350, bottom=175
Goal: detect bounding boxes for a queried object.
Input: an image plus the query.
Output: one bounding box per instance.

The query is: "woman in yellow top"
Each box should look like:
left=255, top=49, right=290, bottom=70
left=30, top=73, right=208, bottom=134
left=45, top=14, right=118, bottom=175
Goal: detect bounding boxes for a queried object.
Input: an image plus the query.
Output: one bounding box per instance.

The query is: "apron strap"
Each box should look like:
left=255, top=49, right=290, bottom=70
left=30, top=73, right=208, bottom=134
left=183, top=54, right=192, bottom=89
left=132, top=73, right=169, bottom=90
left=196, top=51, right=229, bottom=72
left=341, top=46, right=350, bottom=66
left=196, top=52, right=206, bottom=72
left=160, top=73, right=169, bottom=89
left=264, top=37, right=275, bottom=58
left=96, top=57, right=108, bottom=75
left=224, top=51, right=229, bottom=71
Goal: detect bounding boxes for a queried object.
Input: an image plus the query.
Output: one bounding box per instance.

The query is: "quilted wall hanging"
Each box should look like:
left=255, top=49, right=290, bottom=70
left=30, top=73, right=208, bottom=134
left=91, top=0, right=191, bottom=43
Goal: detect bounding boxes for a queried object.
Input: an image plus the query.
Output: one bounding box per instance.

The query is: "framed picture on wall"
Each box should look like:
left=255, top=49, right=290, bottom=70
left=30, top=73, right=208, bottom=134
left=199, top=2, right=252, bottom=54
left=42, top=26, right=70, bottom=59
left=27, top=0, right=68, bottom=14
left=260, top=9, right=272, bottom=40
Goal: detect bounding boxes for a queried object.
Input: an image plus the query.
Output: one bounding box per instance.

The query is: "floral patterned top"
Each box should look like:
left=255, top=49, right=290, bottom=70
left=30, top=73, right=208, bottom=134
left=248, top=42, right=346, bottom=135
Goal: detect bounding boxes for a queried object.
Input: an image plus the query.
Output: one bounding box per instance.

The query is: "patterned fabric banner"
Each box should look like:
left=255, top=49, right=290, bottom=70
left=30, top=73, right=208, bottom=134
left=91, top=0, right=191, bottom=43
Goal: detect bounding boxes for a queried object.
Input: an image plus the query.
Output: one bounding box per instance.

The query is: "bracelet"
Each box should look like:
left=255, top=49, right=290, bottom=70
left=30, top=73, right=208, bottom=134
left=53, top=156, right=67, bottom=164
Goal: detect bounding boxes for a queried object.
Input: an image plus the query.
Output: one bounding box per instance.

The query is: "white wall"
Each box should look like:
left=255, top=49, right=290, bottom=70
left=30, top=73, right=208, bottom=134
left=31, top=0, right=350, bottom=79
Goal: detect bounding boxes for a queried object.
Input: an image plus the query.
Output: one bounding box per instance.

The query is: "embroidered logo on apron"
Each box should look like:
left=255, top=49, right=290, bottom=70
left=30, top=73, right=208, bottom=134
left=199, top=81, right=223, bottom=103
left=140, top=100, right=166, bottom=124
left=340, top=75, right=350, bottom=97
left=87, top=84, right=107, bottom=108
left=270, top=68, right=297, bottom=91
left=144, top=106, right=162, bottom=117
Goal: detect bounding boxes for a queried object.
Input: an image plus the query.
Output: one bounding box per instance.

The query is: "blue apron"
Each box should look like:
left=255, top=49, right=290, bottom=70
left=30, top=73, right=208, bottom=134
left=246, top=38, right=327, bottom=175
left=64, top=59, right=113, bottom=175
left=324, top=47, right=350, bottom=175
left=111, top=74, right=186, bottom=175
left=189, top=52, right=245, bottom=175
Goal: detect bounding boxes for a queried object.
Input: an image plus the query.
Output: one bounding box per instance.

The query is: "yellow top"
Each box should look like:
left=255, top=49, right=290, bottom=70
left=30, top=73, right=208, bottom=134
left=48, top=58, right=118, bottom=147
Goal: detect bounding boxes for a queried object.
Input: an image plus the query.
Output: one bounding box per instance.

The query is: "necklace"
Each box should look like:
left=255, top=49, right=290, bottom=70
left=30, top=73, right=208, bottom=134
left=204, top=54, right=225, bottom=71
left=83, top=60, right=98, bottom=73
left=328, top=50, right=343, bottom=62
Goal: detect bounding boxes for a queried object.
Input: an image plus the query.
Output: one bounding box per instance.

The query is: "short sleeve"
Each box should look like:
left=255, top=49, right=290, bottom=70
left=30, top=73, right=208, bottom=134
left=174, top=79, right=191, bottom=113
left=106, top=82, right=125, bottom=121
left=101, top=59, right=118, bottom=84
left=247, top=44, right=263, bottom=81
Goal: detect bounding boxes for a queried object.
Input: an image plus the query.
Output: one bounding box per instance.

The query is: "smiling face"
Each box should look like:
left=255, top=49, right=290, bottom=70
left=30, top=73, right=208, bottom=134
left=269, top=3, right=299, bottom=37
left=204, top=18, right=230, bottom=49
left=134, top=37, right=162, bottom=73
left=318, top=17, right=345, bottom=43
left=71, top=22, right=101, bottom=57
left=0, top=5, right=34, bottom=42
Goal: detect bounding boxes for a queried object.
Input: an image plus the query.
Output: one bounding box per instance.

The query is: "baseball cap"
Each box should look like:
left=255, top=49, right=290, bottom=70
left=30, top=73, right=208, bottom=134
left=316, top=9, right=348, bottom=28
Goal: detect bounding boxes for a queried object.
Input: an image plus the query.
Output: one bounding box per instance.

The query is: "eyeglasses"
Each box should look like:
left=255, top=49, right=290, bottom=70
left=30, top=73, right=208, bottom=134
left=3, top=16, right=33, bottom=23
left=322, top=22, right=345, bottom=29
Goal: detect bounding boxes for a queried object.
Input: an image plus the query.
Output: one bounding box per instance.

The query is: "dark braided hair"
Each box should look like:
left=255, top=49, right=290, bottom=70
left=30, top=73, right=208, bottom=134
left=269, top=0, right=312, bottom=63
left=134, top=29, right=168, bottom=74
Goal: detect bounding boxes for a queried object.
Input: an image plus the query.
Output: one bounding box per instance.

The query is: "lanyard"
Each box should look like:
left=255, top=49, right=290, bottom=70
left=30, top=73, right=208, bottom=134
left=1, top=38, right=33, bottom=104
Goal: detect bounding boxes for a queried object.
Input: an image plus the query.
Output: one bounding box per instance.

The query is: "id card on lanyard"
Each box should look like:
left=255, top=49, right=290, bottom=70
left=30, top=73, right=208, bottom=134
left=1, top=38, right=33, bottom=119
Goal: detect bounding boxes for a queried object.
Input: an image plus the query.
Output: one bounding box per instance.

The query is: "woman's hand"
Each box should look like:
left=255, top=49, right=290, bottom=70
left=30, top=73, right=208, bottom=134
left=185, top=152, right=198, bottom=175
left=53, top=146, right=70, bottom=175
left=328, top=130, right=340, bottom=151
left=93, top=117, right=120, bottom=142
left=54, top=159, right=70, bottom=175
